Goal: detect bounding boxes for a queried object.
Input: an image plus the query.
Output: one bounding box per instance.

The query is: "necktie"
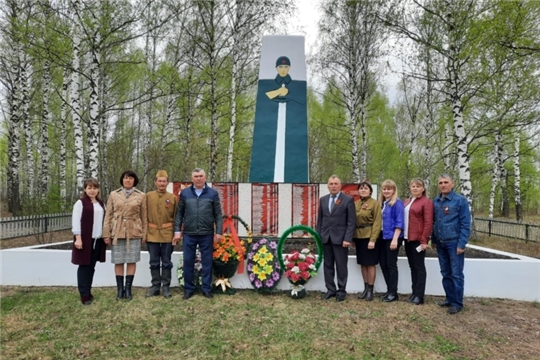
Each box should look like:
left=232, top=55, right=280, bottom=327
left=330, top=195, right=336, bottom=212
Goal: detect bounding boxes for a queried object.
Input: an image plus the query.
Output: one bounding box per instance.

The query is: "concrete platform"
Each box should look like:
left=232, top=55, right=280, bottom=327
left=1, top=242, right=539, bottom=301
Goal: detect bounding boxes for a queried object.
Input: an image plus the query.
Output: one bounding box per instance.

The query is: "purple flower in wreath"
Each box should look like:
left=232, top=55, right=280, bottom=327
left=247, top=252, right=254, bottom=260
left=247, top=263, right=254, bottom=271
left=265, top=279, right=274, bottom=288
left=272, top=272, right=280, bottom=281
left=252, top=243, right=260, bottom=251
left=254, top=279, right=262, bottom=288
left=249, top=273, right=256, bottom=282
left=269, top=241, right=277, bottom=250
left=260, top=238, right=268, bottom=244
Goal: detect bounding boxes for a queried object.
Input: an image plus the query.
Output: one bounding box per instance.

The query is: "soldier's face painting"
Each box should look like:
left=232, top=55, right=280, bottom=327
left=276, top=64, right=290, bottom=77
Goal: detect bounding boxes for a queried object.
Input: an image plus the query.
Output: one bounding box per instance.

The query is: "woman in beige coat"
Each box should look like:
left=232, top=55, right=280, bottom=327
left=104, top=170, right=147, bottom=300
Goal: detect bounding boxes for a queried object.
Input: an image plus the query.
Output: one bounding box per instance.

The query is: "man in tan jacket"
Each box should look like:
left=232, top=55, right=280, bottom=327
left=145, top=170, right=178, bottom=298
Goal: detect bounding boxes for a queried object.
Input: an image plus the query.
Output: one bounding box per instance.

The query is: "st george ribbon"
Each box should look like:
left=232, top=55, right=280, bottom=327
left=249, top=36, right=309, bottom=183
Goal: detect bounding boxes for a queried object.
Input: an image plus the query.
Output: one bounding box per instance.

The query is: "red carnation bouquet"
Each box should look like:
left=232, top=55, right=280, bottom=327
left=283, top=248, right=318, bottom=285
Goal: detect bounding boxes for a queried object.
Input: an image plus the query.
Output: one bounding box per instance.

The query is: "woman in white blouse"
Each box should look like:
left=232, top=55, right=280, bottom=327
left=71, top=178, right=106, bottom=305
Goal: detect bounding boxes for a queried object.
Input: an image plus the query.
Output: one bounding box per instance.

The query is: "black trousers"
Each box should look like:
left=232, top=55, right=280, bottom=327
left=147, top=242, right=173, bottom=270
left=323, top=239, right=349, bottom=296
left=379, top=239, right=401, bottom=293
left=405, top=239, right=427, bottom=298
left=77, top=238, right=103, bottom=297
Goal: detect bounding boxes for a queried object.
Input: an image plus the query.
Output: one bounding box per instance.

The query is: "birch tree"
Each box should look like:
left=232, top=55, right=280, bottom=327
left=316, top=0, right=387, bottom=182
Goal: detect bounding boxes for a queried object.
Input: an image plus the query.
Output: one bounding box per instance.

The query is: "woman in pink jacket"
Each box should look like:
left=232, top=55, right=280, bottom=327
left=403, top=178, right=433, bottom=305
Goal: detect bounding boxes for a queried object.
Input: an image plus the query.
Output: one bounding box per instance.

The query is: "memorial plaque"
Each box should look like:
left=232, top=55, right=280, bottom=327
left=251, top=183, right=278, bottom=236
left=291, top=184, right=319, bottom=237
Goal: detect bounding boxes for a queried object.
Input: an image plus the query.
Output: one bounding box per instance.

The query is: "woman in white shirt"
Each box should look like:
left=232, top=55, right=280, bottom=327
left=71, top=178, right=106, bottom=305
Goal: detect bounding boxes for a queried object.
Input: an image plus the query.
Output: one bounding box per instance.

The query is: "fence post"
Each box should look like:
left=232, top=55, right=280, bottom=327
left=488, top=219, right=492, bottom=237
left=525, top=224, right=529, bottom=243
left=45, top=214, right=49, bottom=233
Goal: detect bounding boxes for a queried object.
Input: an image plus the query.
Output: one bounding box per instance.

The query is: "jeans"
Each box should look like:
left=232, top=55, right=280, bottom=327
left=147, top=242, right=173, bottom=270
left=436, top=240, right=465, bottom=309
left=405, top=240, right=426, bottom=298
left=183, top=234, right=213, bottom=293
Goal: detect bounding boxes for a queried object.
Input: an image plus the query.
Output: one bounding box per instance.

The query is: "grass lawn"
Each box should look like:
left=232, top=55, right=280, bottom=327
left=1, top=287, right=539, bottom=360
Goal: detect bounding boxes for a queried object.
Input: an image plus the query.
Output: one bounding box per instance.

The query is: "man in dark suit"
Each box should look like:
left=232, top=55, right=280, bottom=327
left=316, top=175, right=356, bottom=301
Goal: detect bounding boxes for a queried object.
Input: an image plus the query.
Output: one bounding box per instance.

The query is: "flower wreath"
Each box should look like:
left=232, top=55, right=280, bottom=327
left=277, top=225, right=323, bottom=298
left=247, top=237, right=281, bottom=292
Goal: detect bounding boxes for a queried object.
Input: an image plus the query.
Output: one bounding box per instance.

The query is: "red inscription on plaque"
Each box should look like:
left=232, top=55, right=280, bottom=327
left=251, top=183, right=278, bottom=236
left=292, top=184, right=319, bottom=237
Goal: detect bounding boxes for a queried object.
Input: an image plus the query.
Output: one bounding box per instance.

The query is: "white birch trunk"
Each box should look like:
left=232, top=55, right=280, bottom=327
left=226, top=43, right=238, bottom=182
left=346, top=105, right=361, bottom=183
left=443, top=122, right=452, bottom=173
left=39, top=60, right=51, bottom=199
left=7, top=41, right=23, bottom=215
left=60, top=68, right=69, bottom=209
left=87, top=18, right=101, bottom=179
left=513, top=134, right=522, bottom=222
left=22, top=60, right=34, bottom=198
left=71, top=0, right=85, bottom=192
left=488, top=129, right=502, bottom=219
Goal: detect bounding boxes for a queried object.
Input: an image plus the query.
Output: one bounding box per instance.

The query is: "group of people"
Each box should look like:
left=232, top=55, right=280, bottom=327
left=317, top=174, right=471, bottom=315
left=71, top=168, right=222, bottom=305
left=71, top=169, right=470, bottom=314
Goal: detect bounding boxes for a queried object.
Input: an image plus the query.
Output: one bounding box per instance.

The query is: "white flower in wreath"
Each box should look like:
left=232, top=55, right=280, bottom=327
left=291, top=266, right=300, bottom=274
left=309, top=264, right=316, bottom=270
left=301, top=248, right=310, bottom=254
left=299, top=254, right=306, bottom=260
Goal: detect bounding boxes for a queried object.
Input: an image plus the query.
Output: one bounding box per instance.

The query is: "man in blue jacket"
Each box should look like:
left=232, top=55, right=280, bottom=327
left=432, top=174, right=471, bottom=314
left=173, top=168, right=223, bottom=299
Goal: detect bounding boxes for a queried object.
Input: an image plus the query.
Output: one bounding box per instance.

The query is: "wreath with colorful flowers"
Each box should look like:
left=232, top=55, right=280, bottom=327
left=277, top=225, right=323, bottom=298
left=247, top=237, right=281, bottom=292
left=211, top=214, right=252, bottom=294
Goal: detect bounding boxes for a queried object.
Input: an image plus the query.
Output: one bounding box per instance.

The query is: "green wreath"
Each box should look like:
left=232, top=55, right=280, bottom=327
left=277, top=225, right=323, bottom=273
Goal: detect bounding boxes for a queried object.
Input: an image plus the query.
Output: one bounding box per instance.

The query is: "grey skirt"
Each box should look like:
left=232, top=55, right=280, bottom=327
left=111, top=239, right=141, bottom=264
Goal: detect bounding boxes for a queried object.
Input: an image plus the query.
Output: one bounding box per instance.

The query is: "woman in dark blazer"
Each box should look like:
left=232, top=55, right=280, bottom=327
left=403, top=178, right=434, bottom=305
left=71, top=178, right=106, bottom=305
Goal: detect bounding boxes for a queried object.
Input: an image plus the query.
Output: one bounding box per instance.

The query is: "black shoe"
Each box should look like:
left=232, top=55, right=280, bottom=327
left=407, top=294, right=414, bottom=302
left=124, top=275, right=134, bottom=301
left=202, top=291, right=213, bottom=299
left=447, top=306, right=462, bottom=314
left=183, top=291, right=194, bottom=300
left=162, top=286, right=172, bottom=298
left=409, top=296, right=424, bottom=305
left=322, top=292, right=336, bottom=300
left=336, top=294, right=346, bottom=302
left=145, top=286, right=160, bottom=297
left=365, top=284, right=374, bottom=302
left=382, top=293, right=398, bottom=302
left=161, top=268, right=172, bottom=298
left=437, top=299, right=451, bottom=307
left=380, top=291, right=390, bottom=299
left=358, top=283, right=368, bottom=299
left=81, top=295, right=93, bottom=305
left=146, top=268, right=161, bottom=297
left=115, top=276, right=125, bottom=300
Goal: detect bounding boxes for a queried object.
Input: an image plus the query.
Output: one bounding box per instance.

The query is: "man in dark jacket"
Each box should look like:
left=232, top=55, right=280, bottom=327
left=316, top=175, right=356, bottom=302
left=173, top=168, right=223, bottom=299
